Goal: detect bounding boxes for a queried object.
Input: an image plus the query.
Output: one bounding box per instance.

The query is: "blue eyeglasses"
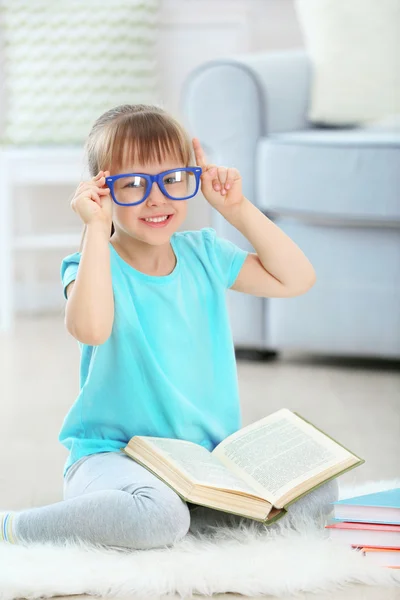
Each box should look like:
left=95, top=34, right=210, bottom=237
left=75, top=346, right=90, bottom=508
left=105, top=167, right=202, bottom=206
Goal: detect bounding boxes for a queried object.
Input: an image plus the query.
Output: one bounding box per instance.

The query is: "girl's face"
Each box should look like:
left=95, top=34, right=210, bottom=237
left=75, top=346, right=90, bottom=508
left=111, top=158, right=188, bottom=246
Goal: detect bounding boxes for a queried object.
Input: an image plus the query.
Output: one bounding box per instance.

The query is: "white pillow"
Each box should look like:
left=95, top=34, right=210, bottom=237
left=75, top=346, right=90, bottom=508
left=0, top=0, right=159, bottom=145
left=295, top=0, right=400, bottom=125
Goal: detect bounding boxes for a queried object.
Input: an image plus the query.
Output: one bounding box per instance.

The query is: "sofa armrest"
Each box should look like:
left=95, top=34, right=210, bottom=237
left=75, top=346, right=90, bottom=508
left=182, top=50, right=311, bottom=350
left=182, top=50, right=311, bottom=209
left=237, top=49, right=311, bottom=134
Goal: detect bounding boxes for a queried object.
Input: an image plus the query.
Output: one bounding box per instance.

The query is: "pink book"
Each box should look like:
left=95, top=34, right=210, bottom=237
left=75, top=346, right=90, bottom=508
left=362, top=547, right=400, bottom=568
left=326, top=521, right=400, bottom=549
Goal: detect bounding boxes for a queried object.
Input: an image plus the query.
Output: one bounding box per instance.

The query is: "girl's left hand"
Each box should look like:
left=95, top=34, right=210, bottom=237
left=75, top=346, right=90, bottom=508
left=192, top=138, right=244, bottom=212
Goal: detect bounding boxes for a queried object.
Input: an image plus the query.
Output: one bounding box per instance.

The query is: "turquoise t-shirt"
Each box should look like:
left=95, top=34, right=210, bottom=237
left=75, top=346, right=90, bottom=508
left=60, top=228, right=248, bottom=477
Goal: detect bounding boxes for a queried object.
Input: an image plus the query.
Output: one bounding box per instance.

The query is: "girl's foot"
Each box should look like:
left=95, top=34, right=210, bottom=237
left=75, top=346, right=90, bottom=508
left=0, top=512, right=17, bottom=543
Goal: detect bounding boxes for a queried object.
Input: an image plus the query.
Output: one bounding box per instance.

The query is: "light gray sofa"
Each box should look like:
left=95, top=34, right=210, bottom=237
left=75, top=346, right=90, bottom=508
left=183, top=50, right=400, bottom=359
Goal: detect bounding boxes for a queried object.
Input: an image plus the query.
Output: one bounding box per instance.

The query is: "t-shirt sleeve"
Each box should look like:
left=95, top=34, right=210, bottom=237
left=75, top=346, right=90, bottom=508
left=203, top=228, right=248, bottom=288
left=60, top=252, right=81, bottom=299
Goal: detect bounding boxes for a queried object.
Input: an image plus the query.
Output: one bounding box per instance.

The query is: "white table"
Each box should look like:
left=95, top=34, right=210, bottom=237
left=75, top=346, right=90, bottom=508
left=0, top=146, right=88, bottom=331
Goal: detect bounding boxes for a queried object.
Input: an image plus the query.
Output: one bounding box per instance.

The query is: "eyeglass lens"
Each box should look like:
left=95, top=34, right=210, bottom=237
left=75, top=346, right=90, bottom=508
left=113, top=170, right=197, bottom=204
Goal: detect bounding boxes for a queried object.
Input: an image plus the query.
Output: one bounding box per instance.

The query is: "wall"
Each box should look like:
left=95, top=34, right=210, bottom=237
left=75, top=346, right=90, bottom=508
left=0, top=0, right=303, bottom=313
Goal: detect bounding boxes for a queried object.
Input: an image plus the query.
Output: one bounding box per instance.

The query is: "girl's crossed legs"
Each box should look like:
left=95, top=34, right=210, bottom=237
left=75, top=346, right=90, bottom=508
left=4, top=451, right=338, bottom=549
left=11, top=451, right=191, bottom=549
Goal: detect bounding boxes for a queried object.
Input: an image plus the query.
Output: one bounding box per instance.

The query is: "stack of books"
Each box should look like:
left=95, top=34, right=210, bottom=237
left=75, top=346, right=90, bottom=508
left=326, top=488, right=400, bottom=568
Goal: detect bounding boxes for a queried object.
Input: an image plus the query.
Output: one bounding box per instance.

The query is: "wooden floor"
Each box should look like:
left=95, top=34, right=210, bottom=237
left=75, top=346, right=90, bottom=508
left=1, top=316, right=399, bottom=600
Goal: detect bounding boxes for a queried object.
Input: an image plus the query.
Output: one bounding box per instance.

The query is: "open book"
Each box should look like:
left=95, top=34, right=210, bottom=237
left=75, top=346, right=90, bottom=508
left=122, top=408, right=364, bottom=523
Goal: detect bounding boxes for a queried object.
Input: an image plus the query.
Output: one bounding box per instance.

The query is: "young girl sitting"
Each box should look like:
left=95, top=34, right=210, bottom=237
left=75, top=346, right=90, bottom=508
left=0, top=104, right=337, bottom=549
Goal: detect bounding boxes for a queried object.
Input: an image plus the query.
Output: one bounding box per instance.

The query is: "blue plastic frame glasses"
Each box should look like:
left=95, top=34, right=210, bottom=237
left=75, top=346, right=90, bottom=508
left=105, top=167, right=202, bottom=206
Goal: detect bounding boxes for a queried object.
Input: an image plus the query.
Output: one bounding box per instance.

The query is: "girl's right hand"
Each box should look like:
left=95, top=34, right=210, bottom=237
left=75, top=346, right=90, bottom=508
left=71, top=171, right=112, bottom=230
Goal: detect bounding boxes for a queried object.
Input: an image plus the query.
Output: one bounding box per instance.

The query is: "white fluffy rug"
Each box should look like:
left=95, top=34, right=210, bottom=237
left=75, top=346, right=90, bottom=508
left=1, top=479, right=400, bottom=600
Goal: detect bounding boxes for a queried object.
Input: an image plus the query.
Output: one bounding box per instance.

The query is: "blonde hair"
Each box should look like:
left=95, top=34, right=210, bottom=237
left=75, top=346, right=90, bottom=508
left=81, top=104, right=193, bottom=246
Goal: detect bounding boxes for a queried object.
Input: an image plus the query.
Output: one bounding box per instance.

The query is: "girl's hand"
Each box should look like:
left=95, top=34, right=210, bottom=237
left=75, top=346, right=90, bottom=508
left=192, top=138, right=244, bottom=212
left=71, top=171, right=112, bottom=232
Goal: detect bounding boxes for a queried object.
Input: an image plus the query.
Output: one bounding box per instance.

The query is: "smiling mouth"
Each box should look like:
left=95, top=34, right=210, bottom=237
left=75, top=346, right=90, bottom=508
left=139, top=214, right=174, bottom=227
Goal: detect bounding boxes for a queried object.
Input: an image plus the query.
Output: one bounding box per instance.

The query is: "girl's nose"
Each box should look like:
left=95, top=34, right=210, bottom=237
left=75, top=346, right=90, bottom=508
left=146, top=182, right=167, bottom=206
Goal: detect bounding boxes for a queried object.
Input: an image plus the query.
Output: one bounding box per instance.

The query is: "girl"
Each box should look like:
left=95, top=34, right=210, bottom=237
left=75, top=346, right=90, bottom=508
left=0, top=104, right=337, bottom=549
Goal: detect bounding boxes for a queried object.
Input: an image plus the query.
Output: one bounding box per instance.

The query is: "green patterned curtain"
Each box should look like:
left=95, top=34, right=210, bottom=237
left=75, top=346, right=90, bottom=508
left=0, top=0, right=160, bottom=144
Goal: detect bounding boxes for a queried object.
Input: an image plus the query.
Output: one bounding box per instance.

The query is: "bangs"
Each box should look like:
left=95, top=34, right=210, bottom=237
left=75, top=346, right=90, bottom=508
left=97, top=111, right=193, bottom=174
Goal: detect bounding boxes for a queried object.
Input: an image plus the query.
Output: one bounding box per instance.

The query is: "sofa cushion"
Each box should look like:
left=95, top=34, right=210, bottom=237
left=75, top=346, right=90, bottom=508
left=256, top=129, right=400, bottom=221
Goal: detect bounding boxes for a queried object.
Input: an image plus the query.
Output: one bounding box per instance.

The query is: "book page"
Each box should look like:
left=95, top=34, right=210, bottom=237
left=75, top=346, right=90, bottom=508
left=140, top=437, right=263, bottom=497
left=213, top=409, right=354, bottom=502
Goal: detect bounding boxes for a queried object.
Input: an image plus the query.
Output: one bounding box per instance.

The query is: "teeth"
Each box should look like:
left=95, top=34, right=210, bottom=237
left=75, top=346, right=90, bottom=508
left=144, top=215, right=169, bottom=223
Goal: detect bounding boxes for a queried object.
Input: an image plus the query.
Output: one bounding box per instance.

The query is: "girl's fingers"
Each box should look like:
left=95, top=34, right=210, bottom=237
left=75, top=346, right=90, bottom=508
left=78, top=185, right=102, bottom=205
left=217, top=167, right=228, bottom=193
left=224, top=168, right=237, bottom=190
left=80, top=180, right=109, bottom=195
left=93, top=171, right=110, bottom=186
left=192, top=138, right=207, bottom=169
left=202, top=164, right=217, bottom=180
left=211, top=167, right=227, bottom=192
left=217, top=167, right=227, bottom=186
left=90, top=191, right=101, bottom=205
left=206, top=166, right=221, bottom=191
left=203, top=165, right=233, bottom=194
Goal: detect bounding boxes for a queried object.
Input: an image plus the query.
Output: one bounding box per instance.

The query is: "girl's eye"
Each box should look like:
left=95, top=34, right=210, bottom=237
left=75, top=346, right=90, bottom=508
left=126, top=182, right=142, bottom=188
left=164, top=177, right=177, bottom=185
left=124, top=178, right=145, bottom=189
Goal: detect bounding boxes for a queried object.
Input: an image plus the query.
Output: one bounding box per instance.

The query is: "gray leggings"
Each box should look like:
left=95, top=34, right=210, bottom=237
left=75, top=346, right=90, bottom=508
left=13, top=450, right=339, bottom=550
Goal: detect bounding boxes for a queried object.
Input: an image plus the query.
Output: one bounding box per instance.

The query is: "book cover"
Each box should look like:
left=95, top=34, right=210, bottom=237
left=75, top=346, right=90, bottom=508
left=362, top=547, right=400, bottom=553
left=334, top=488, right=400, bottom=510
left=327, top=522, right=400, bottom=549
left=332, top=488, right=400, bottom=524
left=361, top=547, right=400, bottom=568
left=326, top=522, right=400, bottom=532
